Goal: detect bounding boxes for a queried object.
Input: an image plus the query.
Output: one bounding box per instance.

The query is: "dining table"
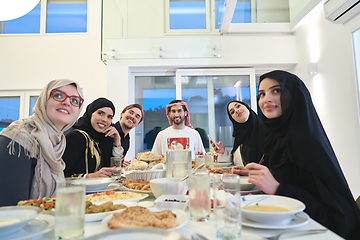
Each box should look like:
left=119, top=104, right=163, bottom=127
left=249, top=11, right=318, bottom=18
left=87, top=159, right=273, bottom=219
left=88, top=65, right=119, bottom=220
left=38, top=194, right=344, bottom=240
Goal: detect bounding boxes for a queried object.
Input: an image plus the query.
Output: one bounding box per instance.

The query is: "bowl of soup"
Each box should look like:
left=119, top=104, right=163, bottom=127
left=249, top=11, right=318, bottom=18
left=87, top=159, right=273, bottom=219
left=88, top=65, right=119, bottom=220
left=241, top=195, right=305, bottom=223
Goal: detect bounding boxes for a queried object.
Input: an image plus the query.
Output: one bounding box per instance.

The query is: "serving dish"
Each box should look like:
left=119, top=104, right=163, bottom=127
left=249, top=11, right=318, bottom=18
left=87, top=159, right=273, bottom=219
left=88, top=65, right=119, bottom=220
left=85, top=201, right=137, bottom=222
left=1, top=212, right=55, bottom=240
left=0, top=206, right=43, bottom=236
left=101, top=208, right=188, bottom=231
left=86, top=192, right=149, bottom=205
left=241, top=195, right=305, bottom=223
left=154, top=195, right=189, bottom=211
left=85, top=227, right=189, bottom=240
left=72, top=178, right=114, bottom=191
left=242, top=211, right=309, bottom=229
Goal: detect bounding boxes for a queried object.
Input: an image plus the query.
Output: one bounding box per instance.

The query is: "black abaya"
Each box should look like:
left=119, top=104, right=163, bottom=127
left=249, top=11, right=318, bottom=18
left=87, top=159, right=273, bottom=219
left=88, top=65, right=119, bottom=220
left=259, top=70, right=360, bottom=239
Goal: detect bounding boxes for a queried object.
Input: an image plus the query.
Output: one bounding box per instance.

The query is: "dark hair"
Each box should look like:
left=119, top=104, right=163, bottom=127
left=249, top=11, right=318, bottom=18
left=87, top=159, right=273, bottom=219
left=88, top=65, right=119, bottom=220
left=121, top=104, right=144, bottom=123
left=168, top=100, right=187, bottom=112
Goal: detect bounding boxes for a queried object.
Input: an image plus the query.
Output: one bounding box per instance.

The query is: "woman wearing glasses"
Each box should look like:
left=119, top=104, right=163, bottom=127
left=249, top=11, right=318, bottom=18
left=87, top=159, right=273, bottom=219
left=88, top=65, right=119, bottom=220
left=63, top=98, right=123, bottom=178
left=0, top=79, right=84, bottom=207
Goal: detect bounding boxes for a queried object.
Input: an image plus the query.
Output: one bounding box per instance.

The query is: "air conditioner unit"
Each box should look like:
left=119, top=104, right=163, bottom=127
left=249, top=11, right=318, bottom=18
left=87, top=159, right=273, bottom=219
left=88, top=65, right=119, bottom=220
left=324, top=0, right=360, bottom=24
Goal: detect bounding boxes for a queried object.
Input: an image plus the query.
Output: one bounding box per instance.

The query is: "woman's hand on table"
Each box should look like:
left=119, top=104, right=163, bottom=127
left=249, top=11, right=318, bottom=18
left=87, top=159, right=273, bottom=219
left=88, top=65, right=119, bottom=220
left=245, top=163, right=279, bottom=195
left=210, top=140, right=225, bottom=154
left=87, top=167, right=117, bottom=178
left=231, top=165, right=249, bottom=176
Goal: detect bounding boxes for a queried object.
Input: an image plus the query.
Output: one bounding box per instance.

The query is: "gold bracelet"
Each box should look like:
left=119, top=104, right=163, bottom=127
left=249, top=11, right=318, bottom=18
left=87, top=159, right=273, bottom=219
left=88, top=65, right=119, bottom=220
left=114, top=144, right=121, bottom=148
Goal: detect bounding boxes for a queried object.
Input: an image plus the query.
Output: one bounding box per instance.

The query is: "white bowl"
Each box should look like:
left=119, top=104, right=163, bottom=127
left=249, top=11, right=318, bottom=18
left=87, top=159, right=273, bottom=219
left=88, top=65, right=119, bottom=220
left=241, top=195, right=305, bottom=223
left=0, top=206, right=43, bottom=236
left=240, top=176, right=255, bottom=191
left=155, top=195, right=189, bottom=211
left=150, top=178, right=186, bottom=199
left=72, top=178, right=114, bottom=191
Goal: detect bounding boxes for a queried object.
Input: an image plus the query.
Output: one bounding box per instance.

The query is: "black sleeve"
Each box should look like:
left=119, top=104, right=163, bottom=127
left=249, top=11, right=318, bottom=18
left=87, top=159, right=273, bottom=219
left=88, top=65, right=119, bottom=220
left=63, top=131, right=87, bottom=177
left=0, top=136, right=37, bottom=207
left=276, top=166, right=360, bottom=239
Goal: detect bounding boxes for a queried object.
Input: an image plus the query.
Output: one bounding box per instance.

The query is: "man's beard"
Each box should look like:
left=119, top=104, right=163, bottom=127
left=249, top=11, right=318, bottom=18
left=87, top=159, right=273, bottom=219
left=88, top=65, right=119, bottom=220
left=172, top=116, right=185, bottom=125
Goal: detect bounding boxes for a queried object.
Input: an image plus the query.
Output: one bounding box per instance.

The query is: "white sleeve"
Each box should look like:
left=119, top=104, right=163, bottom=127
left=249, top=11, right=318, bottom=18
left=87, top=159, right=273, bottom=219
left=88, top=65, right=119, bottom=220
left=151, top=134, right=162, bottom=155
left=112, top=146, right=124, bottom=158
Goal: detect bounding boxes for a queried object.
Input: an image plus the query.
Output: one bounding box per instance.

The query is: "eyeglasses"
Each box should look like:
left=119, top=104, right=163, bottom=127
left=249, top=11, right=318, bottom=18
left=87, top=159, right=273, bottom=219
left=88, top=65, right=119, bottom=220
left=50, top=89, right=84, bottom=107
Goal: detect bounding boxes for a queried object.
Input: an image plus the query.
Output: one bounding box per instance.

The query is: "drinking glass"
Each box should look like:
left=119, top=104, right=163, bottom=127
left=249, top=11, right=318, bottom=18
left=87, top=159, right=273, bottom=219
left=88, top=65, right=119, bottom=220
left=188, top=169, right=210, bottom=222
left=205, top=153, right=214, bottom=168
left=195, top=154, right=205, bottom=168
left=213, top=174, right=242, bottom=240
left=55, top=178, right=85, bottom=240
left=110, top=157, right=122, bottom=179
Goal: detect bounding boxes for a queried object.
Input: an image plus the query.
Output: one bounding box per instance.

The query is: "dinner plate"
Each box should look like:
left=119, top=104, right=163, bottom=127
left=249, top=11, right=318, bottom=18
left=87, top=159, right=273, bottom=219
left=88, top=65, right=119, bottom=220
left=1, top=212, right=55, bottom=240
left=241, top=187, right=262, bottom=195
left=242, top=212, right=309, bottom=229
left=86, top=227, right=189, bottom=240
left=86, top=183, right=120, bottom=194
left=73, top=178, right=114, bottom=191
left=118, top=184, right=153, bottom=196
left=0, top=206, right=43, bottom=236
left=214, top=162, right=231, bottom=168
left=101, top=208, right=188, bottom=231
left=86, top=192, right=149, bottom=205
left=85, top=202, right=137, bottom=222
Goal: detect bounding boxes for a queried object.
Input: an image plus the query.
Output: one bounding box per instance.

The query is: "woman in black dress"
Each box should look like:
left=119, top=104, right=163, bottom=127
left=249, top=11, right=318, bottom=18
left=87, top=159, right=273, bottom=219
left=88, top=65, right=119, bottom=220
left=210, top=100, right=265, bottom=175
left=63, top=97, right=123, bottom=178
left=245, top=70, right=360, bottom=239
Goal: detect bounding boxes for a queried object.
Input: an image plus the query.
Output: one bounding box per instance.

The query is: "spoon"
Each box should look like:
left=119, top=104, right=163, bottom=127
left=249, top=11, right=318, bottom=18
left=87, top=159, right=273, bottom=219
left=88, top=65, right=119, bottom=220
left=181, top=163, right=206, bottom=181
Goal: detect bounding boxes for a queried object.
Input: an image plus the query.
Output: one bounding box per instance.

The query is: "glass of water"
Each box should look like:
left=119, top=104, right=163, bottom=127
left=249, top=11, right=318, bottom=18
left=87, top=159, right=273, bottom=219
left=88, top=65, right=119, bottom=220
left=189, top=169, right=210, bottom=222
left=55, top=178, right=85, bottom=240
left=213, top=174, right=242, bottom=240
left=110, top=157, right=123, bottom=179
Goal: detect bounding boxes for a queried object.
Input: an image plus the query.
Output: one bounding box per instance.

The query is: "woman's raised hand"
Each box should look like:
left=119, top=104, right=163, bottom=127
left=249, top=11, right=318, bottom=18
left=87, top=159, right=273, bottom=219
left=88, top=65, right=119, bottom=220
left=245, top=163, right=280, bottom=195
left=103, top=126, right=121, bottom=147
left=87, top=167, right=117, bottom=178
left=210, top=140, right=225, bottom=154
left=231, top=165, right=249, bottom=176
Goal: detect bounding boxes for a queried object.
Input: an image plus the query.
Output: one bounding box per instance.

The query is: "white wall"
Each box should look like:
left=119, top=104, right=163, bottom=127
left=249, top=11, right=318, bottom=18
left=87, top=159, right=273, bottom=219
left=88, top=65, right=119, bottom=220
left=293, top=1, right=360, bottom=198
left=0, top=0, right=107, bottom=109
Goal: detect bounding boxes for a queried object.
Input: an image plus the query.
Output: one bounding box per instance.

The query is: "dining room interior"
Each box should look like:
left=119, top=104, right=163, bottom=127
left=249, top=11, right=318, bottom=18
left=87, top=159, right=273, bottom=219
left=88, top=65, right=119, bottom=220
left=1, top=0, right=360, bottom=210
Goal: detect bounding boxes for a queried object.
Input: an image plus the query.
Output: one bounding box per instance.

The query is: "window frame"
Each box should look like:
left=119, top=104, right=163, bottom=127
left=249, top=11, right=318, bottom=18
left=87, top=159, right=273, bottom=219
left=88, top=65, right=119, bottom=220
left=0, top=0, right=88, bottom=35
left=164, top=0, right=215, bottom=35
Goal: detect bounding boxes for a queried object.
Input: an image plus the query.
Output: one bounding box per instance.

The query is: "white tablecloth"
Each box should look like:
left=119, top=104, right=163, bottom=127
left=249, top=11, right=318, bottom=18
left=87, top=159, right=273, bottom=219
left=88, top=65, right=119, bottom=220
left=40, top=196, right=344, bottom=240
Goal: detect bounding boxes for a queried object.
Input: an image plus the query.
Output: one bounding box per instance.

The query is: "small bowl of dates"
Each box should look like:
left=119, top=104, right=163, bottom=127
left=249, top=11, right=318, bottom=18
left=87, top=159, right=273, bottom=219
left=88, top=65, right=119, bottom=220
left=154, top=195, right=189, bottom=211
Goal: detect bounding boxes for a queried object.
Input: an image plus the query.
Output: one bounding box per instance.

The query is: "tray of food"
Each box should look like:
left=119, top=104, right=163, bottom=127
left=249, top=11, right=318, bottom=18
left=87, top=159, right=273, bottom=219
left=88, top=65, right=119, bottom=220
left=119, top=179, right=153, bottom=195
left=102, top=206, right=188, bottom=231
left=85, top=191, right=148, bottom=204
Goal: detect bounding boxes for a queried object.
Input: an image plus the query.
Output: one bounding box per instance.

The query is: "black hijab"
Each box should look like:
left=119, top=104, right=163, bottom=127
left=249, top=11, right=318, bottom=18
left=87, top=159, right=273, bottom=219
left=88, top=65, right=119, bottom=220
left=73, top=97, right=115, bottom=167
left=227, top=100, right=265, bottom=165
left=259, top=70, right=360, bottom=238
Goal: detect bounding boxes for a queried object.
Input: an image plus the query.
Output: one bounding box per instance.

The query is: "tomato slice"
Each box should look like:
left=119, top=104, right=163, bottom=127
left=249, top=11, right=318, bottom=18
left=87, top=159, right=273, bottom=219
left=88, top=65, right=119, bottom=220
left=36, top=199, right=44, bottom=205
left=106, top=190, right=115, bottom=195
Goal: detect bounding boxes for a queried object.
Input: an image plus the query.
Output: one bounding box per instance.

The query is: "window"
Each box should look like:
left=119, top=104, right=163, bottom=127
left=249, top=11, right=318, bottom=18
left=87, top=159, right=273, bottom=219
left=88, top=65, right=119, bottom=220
left=165, top=0, right=211, bottom=33
left=0, top=91, right=40, bottom=131
left=0, top=97, right=20, bottom=131
left=46, top=0, right=87, bottom=33
left=0, top=0, right=87, bottom=34
left=1, top=3, right=41, bottom=34
left=133, top=68, right=257, bottom=154
left=215, top=0, right=251, bottom=29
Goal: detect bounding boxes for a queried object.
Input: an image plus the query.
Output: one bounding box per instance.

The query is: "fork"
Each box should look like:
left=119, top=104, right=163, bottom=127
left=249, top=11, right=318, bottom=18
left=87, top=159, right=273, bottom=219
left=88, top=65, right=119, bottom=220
left=263, top=229, right=327, bottom=240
